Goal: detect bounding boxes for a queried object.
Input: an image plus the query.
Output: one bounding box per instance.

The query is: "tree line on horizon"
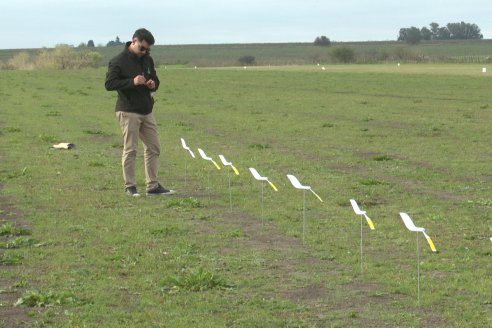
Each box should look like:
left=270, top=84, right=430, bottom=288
left=314, top=21, right=483, bottom=47
left=77, top=36, right=124, bottom=48
left=398, top=21, right=483, bottom=44
left=81, top=26, right=482, bottom=50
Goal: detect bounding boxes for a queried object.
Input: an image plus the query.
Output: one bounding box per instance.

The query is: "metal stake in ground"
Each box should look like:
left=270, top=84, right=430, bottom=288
left=219, top=155, right=239, bottom=212
left=286, top=174, right=323, bottom=244
left=349, top=199, right=376, bottom=273
left=249, top=168, right=278, bottom=226
left=399, top=212, right=438, bottom=307
left=180, top=138, right=195, bottom=186
left=197, top=148, right=221, bottom=204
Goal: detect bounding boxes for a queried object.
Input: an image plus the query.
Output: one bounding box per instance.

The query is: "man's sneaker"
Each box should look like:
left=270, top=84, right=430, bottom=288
left=147, top=184, right=176, bottom=196
left=125, top=186, right=140, bottom=197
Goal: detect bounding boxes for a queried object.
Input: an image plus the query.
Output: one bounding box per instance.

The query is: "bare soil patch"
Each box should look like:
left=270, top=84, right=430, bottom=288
left=0, top=192, right=33, bottom=328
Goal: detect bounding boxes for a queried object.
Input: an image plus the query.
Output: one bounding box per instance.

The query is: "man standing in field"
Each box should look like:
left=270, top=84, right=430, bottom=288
left=105, top=28, right=175, bottom=197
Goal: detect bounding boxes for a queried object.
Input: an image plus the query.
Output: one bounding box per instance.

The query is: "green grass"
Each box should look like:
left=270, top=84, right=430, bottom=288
left=0, top=222, right=31, bottom=237
left=0, top=253, right=24, bottom=265
left=0, top=237, right=40, bottom=249
left=0, top=64, right=491, bottom=326
left=160, top=267, right=234, bottom=293
left=14, top=290, right=86, bottom=308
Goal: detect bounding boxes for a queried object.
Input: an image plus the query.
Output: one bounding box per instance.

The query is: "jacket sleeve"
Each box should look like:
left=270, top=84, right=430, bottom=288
left=149, top=57, right=160, bottom=91
left=105, top=60, right=134, bottom=91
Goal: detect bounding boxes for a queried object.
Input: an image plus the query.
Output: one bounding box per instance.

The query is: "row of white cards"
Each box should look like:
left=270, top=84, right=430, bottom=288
left=350, top=199, right=437, bottom=253
left=182, top=138, right=492, bottom=252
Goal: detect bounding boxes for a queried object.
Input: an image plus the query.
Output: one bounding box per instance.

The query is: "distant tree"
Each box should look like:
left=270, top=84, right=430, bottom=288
left=447, top=22, right=483, bottom=39
left=86, top=51, right=103, bottom=66
left=398, top=27, right=422, bottom=44
left=6, top=52, right=34, bottom=70
left=331, top=46, right=355, bottom=63
left=314, top=36, right=331, bottom=47
left=36, top=44, right=103, bottom=69
left=87, top=40, right=95, bottom=48
left=0, top=45, right=103, bottom=70
left=107, top=36, right=124, bottom=47
left=37, top=45, right=78, bottom=69
left=429, top=22, right=440, bottom=39
left=399, top=21, right=483, bottom=42
left=436, top=27, right=451, bottom=40
left=397, top=28, right=408, bottom=42
left=421, top=27, right=432, bottom=41
left=238, top=55, right=256, bottom=66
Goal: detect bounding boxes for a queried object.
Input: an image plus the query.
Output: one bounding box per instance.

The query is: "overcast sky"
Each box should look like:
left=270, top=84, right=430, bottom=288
left=2, top=0, right=491, bottom=49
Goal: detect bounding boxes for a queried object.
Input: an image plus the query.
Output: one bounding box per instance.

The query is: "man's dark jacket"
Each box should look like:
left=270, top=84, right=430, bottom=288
left=105, top=42, right=160, bottom=115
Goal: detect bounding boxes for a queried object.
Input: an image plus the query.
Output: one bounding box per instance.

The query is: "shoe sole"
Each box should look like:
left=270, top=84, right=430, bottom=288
left=147, top=190, right=176, bottom=196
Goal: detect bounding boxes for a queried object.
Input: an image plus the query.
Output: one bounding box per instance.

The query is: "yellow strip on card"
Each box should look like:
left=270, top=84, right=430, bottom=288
left=212, top=161, right=221, bottom=170
left=310, top=189, right=323, bottom=203
left=268, top=180, right=278, bottom=191
left=366, top=217, right=375, bottom=230
left=425, top=236, right=437, bottom=253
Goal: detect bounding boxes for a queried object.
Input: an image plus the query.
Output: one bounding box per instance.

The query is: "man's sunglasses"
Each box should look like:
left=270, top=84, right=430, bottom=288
left=137, top=41, right=151, bottom=53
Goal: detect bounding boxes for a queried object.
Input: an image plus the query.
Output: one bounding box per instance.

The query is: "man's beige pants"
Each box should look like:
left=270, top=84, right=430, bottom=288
left=116, top=111, right=160, bottom=191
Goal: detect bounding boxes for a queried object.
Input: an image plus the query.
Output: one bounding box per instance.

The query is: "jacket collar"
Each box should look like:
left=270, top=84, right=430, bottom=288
left=125, top=41, right=146, bottom=60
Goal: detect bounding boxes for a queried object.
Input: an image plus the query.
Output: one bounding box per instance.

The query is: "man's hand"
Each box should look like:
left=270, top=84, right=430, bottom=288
left=145, top=79, right=156, bottom=90
left=133, top=74, right=147, bottom=86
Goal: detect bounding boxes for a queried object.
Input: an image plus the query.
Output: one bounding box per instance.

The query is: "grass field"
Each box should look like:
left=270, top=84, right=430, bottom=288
left=1, top=64, right=491, bottom=327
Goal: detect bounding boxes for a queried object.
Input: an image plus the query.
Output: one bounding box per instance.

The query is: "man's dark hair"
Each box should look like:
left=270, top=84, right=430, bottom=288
left=133, top=28, right=155, bottom=45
